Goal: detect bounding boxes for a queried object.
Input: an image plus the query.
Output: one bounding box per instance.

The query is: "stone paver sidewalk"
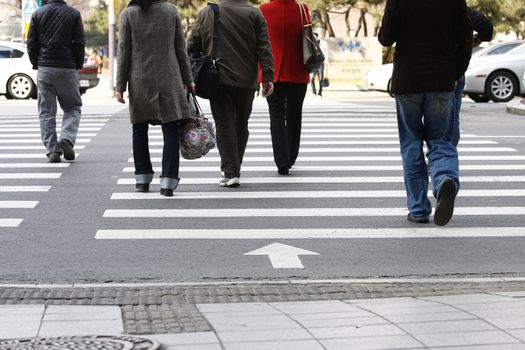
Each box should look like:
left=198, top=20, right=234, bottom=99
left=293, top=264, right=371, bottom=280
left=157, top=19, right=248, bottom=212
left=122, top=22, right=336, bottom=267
left=3, top=292, right=525, bottom=349
left=193, top=292, right=525, bottom=349
left=0, top=305, right=122, bottom=339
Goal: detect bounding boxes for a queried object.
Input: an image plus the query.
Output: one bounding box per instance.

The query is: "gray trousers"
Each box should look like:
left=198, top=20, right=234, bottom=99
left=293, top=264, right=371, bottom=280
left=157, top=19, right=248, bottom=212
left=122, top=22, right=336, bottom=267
left=37, top=67, right=82, bottom=154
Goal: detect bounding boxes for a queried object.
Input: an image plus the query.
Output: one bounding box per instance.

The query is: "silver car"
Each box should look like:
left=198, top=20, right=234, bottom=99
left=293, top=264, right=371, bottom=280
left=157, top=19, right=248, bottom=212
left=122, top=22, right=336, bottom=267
left=471, top=40, right=524, bottom=59
left=464, top=43, right=525, bottom=103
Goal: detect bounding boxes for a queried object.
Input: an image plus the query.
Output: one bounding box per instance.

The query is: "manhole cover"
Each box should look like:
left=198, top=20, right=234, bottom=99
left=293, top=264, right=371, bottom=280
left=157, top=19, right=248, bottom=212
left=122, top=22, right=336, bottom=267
left=0, top=335, right=160, bottom=350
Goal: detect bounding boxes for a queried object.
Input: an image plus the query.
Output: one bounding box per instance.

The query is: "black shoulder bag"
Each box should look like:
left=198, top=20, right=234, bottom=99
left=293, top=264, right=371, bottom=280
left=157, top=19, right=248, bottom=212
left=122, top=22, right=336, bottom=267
left=190, top=3, right=220, bottom=99
left=299, top=2, right=325, bottom=73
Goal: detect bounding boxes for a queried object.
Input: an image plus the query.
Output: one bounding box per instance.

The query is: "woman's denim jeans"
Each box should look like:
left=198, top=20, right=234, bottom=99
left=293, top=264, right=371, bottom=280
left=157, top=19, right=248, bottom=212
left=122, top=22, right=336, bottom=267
left=395, top=93, right=460, bottom=218
left=132, top=121, right=180, bottom=189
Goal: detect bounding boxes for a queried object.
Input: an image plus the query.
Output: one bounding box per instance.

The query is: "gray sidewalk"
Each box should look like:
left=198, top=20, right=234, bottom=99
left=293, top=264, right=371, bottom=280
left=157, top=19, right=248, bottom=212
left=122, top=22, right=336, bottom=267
left=2, top=290, right=525, bottom=349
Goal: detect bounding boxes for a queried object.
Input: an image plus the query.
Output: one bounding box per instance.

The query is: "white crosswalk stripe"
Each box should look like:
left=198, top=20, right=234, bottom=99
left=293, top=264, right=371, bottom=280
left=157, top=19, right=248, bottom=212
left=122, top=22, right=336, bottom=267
left=0, top=154, right=69, bottom=159
left=95, top=227, right=525, bottom=240
left=0, top=186, right=51, bottom=192
left=128, top=155, right=525, bottom=163
left=0, top=201, right=39, bottom=209
left=98, top=101, right=525, bottom=249
left=0, top=219, right=23, bottom=227
left=0, top=163, right=70, bottom=168
left=0, top=119, right=108, bottom=124
left=0, top=173, right=62, bottom=179
left=110, top=189, right=525, bottom=200
left=0, top=127, right=102, bottom=132
left=103, top=207, right=525, bottom=218
left=146, top=139, right=497, bottom=145
left=0, top=133, right=97, bottom=138
left=122, top=165, right=525, bottom=172
left=116, top=176, right=525, bottom=185
left=149, top=133, right=484, bottom=139
left=0, top=139, right=91, bottom=144
left=0, top=113, right=109, bottom=229
left=147, top=147, right=516, bottom=153
left=0, top=145, right=86, bottom=150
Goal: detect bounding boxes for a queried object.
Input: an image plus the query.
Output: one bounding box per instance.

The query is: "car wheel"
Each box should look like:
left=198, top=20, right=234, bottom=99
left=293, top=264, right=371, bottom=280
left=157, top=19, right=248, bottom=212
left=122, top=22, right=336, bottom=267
left=485, top=71, right=518, bottom=103
left=7, top=74, right=35, bottom=100
left=80, top=88, right=87, bottom=95
left=467, top=93, right=490, bottom=103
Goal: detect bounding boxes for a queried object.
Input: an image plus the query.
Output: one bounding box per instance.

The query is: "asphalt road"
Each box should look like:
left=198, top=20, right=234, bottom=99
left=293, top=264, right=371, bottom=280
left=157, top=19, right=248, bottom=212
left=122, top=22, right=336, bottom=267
left=0, top=97, right=525, bottom=284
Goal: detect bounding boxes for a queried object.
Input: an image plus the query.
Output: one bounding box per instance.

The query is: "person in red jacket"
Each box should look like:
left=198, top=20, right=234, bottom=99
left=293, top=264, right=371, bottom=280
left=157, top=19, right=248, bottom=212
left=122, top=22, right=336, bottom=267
left=259, top=0, right=311, bottom=175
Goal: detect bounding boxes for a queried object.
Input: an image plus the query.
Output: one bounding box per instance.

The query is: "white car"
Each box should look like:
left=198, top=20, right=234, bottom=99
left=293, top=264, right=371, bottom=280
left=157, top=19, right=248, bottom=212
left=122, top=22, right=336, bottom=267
left=365, top=63, right=393, bottom=96
left=464, top=43, right=525, bottom=103
left=0, top=41, right=37, bottom=99
left=366, top=41, right=525, bottom=101
left=471, top=40, right=524, bottom=60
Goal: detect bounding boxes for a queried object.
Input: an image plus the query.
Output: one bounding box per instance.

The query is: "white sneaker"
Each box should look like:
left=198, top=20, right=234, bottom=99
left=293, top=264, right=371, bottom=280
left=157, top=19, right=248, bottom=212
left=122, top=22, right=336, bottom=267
left=219, top=177, right=240, bottom=187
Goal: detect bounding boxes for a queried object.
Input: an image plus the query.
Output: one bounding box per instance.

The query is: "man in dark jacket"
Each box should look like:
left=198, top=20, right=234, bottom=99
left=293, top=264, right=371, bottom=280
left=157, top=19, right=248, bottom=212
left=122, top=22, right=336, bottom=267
left=188, top=0, right=274, bottom=187
left=378, top=0, right=473, bottom=226
left=27, top=0, right=85, bottom=163
left=452, top=8, right=493, bottom=146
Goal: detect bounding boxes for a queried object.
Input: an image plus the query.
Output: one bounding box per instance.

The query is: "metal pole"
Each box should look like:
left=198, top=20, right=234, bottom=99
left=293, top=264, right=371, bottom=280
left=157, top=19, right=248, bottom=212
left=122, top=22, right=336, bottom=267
left=21, top=0, right=27, bottom=43
left=108, top=0, right=116, bottom=96
left=21, top=4, right=25, bottom=43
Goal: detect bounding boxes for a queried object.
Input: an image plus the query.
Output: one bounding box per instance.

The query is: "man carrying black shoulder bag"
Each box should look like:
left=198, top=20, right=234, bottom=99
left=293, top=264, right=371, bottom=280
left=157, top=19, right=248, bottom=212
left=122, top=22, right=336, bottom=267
left=187, top=0, right=274, bottom=188
left=189, top=3, right=220, bottom=99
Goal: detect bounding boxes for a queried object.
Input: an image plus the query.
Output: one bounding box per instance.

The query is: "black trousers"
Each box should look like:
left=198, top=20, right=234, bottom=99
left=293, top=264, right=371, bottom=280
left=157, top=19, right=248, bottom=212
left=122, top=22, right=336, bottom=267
left=210, top=86, right=255, bottom=178
left=266, top=82, right=307, bottom=168
left=132, top=121, right=180, bottom=183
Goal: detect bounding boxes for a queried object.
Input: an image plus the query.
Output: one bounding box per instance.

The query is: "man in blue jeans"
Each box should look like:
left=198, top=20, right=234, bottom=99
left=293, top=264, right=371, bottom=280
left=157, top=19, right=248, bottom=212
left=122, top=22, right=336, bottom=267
left=378, top=0, right=473, bottom=226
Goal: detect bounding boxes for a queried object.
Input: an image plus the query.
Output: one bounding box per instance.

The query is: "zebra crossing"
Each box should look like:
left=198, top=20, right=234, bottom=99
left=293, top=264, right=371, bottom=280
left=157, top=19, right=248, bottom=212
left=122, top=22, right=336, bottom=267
left=0, top=109, right=109, bottom=228
left=96, top=100, right=525, bottom=247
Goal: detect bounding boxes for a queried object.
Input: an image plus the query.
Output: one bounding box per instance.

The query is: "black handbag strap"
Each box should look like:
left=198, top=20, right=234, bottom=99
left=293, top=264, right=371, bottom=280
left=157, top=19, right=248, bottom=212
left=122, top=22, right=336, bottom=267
left=209, top=3, right=220, bottom=60
left=189, top=92, right=204, bottom=116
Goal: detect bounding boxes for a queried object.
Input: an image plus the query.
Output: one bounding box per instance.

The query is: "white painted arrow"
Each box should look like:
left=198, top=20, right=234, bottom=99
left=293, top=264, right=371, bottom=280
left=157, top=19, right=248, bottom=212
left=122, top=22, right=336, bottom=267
left=244, top=243, right=319, bottom=269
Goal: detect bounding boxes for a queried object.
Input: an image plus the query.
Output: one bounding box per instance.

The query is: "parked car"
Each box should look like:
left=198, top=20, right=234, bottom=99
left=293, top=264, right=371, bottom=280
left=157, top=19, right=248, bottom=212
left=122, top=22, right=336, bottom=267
left=0, top=41, right=37, bottom=99
left=464, top=43, right=525, bottom=103
left=365, top=63, right=393, bottom=96
left=78, top=57, right=100, bottom=95
left=0, top=41, right=99, bottom=99
left=366, top=41, right=525, bottom=102
left=471, top=40, right=524, bottom=60
left=466, top=41, right=524, bottom=102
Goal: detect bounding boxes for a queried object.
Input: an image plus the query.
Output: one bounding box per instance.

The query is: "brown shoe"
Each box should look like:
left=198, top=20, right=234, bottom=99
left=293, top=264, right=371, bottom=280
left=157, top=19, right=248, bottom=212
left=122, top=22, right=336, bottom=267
left=47, top=152, right=61, bottom=163
left=59, top=139, right=75, bottom=161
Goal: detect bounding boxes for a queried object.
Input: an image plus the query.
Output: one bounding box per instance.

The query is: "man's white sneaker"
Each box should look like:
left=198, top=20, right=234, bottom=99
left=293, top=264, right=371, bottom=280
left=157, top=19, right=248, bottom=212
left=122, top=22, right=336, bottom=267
left=219, top=177, right=240, bottom=187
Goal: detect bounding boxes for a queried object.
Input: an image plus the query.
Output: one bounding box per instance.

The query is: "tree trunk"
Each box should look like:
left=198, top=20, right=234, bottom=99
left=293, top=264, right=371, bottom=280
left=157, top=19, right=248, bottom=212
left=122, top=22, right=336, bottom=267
left=321, top=9, right=335, bottom=37
left=374, top=23, right=380, bottom=37
left=382, top=46, right=392, bottom=64
left=344, top=8, right=351, bottom=37
left=357, top=8, right=368, bottom=37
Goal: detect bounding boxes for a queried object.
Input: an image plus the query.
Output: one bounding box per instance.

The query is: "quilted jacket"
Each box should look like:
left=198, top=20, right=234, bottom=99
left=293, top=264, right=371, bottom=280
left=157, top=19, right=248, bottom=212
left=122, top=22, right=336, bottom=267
left=27, top=0, right=85, bottom=70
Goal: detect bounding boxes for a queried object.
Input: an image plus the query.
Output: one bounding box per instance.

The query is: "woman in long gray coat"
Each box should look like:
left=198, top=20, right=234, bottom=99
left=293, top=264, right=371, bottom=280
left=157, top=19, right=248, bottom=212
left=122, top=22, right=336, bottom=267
left=116, top=0, right=194, bottom=197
